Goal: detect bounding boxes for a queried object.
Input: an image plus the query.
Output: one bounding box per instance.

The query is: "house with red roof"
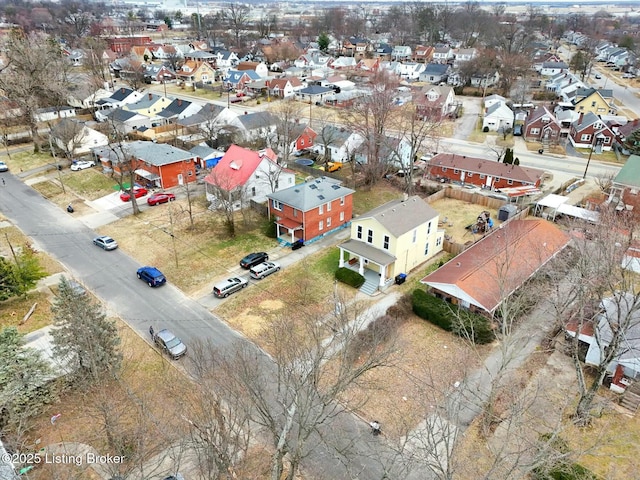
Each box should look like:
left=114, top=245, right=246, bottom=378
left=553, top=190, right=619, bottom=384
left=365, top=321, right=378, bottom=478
left=268, top=77, right=303, bottom=98
left=421, top=218, right=570, bottom=317
left=425, top=153, right=545, bottom=190
left=203, top=145, right=295, bottom=210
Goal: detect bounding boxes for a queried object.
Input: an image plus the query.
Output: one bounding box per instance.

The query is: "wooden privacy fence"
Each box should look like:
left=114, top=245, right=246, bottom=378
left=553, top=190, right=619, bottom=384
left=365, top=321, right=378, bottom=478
left=425, top=186, right=506, bottom=209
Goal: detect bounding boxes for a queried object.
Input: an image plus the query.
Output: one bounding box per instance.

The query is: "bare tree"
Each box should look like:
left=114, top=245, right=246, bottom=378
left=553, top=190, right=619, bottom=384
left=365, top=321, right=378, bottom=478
left=49, top=118, right=87, bottom=160
left=551, top=209, right=639, bottom=426
left=341, top=70, right=401, bottom=186
left=218, top=294, right=397, bottom=480
left=205, top=166, right=248, bottom=236
left=223, top=3, right=249, bottom=48
left=0, top=29, right=70, bottom=152
left=594, top=171, right=615, bottom=194
left=269, top=99, right=305, bottom=166
left=119, top=57, right=148, bottom=92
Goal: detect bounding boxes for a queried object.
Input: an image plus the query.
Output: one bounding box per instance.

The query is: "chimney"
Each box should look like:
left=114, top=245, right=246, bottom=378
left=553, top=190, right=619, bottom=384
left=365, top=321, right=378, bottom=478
left=579, top=112, right=584, bottom=125
left=121, top=87, right=125, bottom=94
left=634, top=119, right=639, bottom=126
left=148, top=93, right=153, bottom=100
left=178, top=99, right=182, bottom=106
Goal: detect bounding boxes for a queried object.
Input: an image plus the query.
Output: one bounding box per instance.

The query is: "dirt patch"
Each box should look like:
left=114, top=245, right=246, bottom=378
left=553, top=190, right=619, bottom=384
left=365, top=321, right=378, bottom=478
left=429, top=197, right=501, bottom=244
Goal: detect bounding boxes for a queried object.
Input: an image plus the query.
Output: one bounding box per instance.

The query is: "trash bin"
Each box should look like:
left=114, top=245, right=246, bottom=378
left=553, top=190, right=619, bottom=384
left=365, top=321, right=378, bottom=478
left=395, top=273, right=407, bottom=285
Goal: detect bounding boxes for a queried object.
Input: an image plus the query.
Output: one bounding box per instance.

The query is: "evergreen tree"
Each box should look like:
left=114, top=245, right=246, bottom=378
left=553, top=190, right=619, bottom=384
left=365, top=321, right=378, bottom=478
left=503, top=147, right=514, bottom=164
left=318, top=33, right=330, bottom=52
left=51, top=277, right=122, bottom=385
left=623, top=129, right=640, bottom=155
left=0, top=248, right=46, bottom=300
left=0, top=327, right=54, bottom=431
left=514, top=157, right=520, bottom=165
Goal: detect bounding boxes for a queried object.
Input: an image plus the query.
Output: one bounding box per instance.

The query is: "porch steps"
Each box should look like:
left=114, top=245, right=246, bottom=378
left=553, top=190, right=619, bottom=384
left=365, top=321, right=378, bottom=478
left=359, top=279, right=379, bottom=296
left=620, top=387, right=640, bottom=414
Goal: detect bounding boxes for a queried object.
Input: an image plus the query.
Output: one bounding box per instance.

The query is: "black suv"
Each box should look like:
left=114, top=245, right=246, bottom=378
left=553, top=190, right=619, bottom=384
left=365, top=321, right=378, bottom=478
left=240, top=252, right=269, bottom=269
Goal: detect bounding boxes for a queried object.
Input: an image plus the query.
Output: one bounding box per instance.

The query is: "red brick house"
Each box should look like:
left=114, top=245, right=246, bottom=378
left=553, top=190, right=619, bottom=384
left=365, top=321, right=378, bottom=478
left=292, top=125, right=317, bottom=152
left=106, top=36, right=153, bottom=54
left=421, top=218, right=570, bottom=317
left=426, top=153, right=545, bottom=189
left=93, top=141, right=197, bottom=189
left=523, top=106, right=562, bottom=145
left=568, top=112, right=615, bottom=152
left=266, top=177, right=355, bottom=245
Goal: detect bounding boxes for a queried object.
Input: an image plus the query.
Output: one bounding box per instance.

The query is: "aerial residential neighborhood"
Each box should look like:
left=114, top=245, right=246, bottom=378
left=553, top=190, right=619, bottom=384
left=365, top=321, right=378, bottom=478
left=1, top=1, right=640, bottom=480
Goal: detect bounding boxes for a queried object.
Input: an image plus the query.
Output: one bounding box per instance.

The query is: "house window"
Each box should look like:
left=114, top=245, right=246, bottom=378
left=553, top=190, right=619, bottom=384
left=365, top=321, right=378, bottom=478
left=591, top=101, right=596, bottom=107
left=357, top=225, right=362, bottom=239
left=603, top=137, right=610, bottom=144
left=275, top=180, right=279, bottom=189
left=480, top=174, right=485, bottom=179
left=581, top=134, right=592, bottom=142
left=327, top=202, right=331, bottom=212
left=188, top=170, right=193, bottom=176
left=301, top=139, right=305, bottom=146
left=507, top=179, right=513, bottom=185
left=531, top=128, right=540, bottom=135
left=319, top=220, right=324, bottom=231
left=327, top=217, right=332, bottom=227
left=442, top=167, right=447, bottom=172
left=412, top=229, right=417, bottom=243
left=293, top=208, right=297, bottom=217
left=367, top=229, right=373, bottom=244
left=251, top=187, right=256, bottom=196
left=383, top=235, right=390, bottom=250
left=340, top=211, right=344, bottom=222
left=340, top=196, right=345, bottom=206
left=319, top=204, right=324, bottom=214
left=424, top=242, right=429, bottom=255
left=454, top=169, right=459, bottom=174
left=272, top=199, right=282, bottom=211
left=468, top=172, right=473, bottom=177
left=436, top=237, right=442, bottom=247
left=427, top=222, right=431, bottom=234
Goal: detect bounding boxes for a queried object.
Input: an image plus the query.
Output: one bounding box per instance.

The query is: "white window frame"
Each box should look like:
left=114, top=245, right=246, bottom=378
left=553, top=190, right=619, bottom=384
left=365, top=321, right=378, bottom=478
left=319, top=220, right=324, bottom=231
left=272, top=199, right=283, bottom=211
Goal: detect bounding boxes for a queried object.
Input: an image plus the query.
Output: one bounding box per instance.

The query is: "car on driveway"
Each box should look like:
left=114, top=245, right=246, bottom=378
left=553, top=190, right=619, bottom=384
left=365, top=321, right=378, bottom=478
left=595, top=73, right=602, bottom=79
left=147, top=192, right=176, bottom=206
left=70, top=160, right=96, bottom=171
left=249, top=261, right=281, bottom=279
left=213, top=277, right=248, bottom=297
left=0, top=161, right=8, bottom=172
left=240, top=252, right=269, bottom=269
left=154, top=329, right=187, bottom=359
left=120, top=187, right=148, bottom=202
left=137, top=266, right=166, bottom=287
left=93, top=235, right=118, bottom=251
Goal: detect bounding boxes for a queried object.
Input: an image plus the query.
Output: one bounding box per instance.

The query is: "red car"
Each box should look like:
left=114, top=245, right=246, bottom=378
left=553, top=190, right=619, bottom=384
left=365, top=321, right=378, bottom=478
left=147, top=192, right=176, bottom=206
left=120, top=187, right=148, bottom=202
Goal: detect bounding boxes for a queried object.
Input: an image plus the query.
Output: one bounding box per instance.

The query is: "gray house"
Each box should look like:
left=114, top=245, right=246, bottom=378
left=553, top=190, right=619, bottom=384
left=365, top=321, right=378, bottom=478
left=419, top=63, right=450, bottom=84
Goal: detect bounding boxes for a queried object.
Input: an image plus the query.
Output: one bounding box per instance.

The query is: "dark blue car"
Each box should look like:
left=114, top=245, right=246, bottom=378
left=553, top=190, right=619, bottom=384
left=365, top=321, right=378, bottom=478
left=136, top=266, right=166, bottom=287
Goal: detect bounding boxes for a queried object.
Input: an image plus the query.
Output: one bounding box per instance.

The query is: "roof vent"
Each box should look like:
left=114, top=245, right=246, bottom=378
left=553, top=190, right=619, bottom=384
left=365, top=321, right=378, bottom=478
left=456, top=262, right=461, bottom=267
left=331, top=184, right=340, bottom=190
left=309, top=184, right=317, bottom=189
left=318, top=195, right=325, bottom=200
left=230, top=160, right=241, bottom=170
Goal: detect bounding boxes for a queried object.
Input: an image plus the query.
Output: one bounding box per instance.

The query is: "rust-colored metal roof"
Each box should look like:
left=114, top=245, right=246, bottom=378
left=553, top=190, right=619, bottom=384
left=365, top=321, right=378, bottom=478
left=421, top=219, right=570, bottom=314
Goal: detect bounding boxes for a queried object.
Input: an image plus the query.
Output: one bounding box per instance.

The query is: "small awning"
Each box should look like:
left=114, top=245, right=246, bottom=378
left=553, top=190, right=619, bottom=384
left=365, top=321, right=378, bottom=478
left=340, top=239, right=396, bottom=266
left=134, top=169, right=161, bottom=181
left=277, top=217, right=303, bottom=230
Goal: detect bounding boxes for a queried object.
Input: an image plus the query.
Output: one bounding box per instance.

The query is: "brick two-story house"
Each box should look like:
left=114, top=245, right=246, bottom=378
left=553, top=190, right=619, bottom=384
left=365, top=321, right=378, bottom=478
left=426, top=153, right=545, bottom=189
left=569, top=112, right=615, bottom=152
left=267, top=177, right=355, bottom=245
left=523, top=106, right=562, bottom=145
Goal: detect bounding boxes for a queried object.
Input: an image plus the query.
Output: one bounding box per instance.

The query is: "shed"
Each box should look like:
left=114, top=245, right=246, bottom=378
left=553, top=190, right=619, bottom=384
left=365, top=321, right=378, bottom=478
left=498, top=204, right=518, bottom=221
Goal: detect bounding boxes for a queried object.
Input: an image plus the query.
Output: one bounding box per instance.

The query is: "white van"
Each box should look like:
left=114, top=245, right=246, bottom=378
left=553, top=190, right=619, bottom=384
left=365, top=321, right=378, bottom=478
left=249, top=261, right=281, bottom=280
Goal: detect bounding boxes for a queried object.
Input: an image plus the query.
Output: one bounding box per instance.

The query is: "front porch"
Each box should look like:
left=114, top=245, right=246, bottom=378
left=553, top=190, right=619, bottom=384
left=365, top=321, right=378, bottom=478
left=339, top=239, right=397, bottom=295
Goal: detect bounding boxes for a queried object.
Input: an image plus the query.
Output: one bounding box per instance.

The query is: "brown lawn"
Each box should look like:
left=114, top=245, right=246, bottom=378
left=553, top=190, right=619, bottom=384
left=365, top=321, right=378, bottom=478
left=429, top=197, right=502, bottom=244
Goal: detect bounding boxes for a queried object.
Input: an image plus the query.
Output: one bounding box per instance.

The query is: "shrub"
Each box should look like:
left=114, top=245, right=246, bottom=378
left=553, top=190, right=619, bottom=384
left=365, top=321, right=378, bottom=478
left=335, top=267, right=365, bottom=288
left=347, top=314, right=403, bottom=363
left=411, top=289, right=494, bottom=344
left=483, top=126, right=489, bottom=132
left=264, top=218, right=277, bottom=238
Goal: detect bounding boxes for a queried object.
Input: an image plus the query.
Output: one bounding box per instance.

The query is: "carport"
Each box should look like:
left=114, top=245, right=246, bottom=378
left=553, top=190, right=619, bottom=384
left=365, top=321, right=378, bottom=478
left=134, top=168, right=161, bottom=188
left=534, top=194, right=599, bottom=223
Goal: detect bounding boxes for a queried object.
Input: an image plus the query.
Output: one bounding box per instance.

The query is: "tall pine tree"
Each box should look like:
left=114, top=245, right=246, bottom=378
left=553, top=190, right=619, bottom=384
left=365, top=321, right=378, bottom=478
left=51, top=277, right=122, bottom=385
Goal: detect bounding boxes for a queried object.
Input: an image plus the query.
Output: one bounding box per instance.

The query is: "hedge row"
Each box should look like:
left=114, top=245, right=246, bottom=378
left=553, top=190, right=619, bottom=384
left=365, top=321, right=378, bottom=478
left=411, top=289, right=494, bottom=345
left=335, top=267, right=365, bottom=288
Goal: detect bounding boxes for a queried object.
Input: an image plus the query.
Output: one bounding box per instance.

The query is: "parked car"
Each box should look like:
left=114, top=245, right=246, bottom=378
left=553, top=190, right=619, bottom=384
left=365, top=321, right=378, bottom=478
left=250, top=261, right=281, bottom=280
left=240, top=252, right=269, bottom=269
left=213, top=277, right=248, bottom=298
left=0, top=161, right=8, bottom=172
left=595, top=73, right=602, bottom=79
left=622, top=73, right=636, bottom=79
left=93, top=235, right=118, bottom=251
left=154, top=329, right=187, bottom=360
left=147, top=192, right=176, bottom=206
left=136, top=266, right=166, bottom=287
left=322, top=162, right=343, bottom=172
left=513, top=124, right=523, bottom=136
left=120, top=187, right=148, bottom=202
left=70, top=160, right=96, bottom=171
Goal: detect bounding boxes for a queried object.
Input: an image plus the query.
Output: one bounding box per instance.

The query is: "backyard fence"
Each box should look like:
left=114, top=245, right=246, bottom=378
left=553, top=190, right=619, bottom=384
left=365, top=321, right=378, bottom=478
left=425, top=186, right=506, bottom=209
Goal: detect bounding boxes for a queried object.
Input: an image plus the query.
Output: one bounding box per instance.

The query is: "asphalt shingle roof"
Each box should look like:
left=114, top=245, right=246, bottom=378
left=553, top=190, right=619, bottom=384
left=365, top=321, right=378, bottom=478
left=267, top=177, right=355, bottom=211
left=614, top=154, right=640, bottom=188
left=358, top=196, right=439, bottom=237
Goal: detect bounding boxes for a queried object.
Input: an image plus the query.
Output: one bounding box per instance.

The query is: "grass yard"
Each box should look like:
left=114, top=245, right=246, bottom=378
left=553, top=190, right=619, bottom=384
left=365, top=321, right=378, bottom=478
left=97, top=200, right=275, bottom=295
left=525, top=141, right=566, bottom=156
left=30, top=179, right=96, bottom=214
left=62, top=169, right=119, bottom=200
left=5, top=150, right=56, bottom=172
left=352, top=182, right=403, bottom=216
left=429, top=197, right=502, bottom=244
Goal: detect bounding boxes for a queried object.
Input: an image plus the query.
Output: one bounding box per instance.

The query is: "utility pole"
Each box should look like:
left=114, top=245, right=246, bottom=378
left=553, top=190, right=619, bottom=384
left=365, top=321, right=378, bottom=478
left=583, top=131, right=598, bottom=179
left=48, top=132, right=65, bottom=194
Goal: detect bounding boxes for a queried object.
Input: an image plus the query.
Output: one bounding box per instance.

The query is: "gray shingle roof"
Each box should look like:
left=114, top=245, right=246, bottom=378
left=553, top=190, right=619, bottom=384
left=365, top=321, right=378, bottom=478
left=101, top=140, right=193, bottom=166
left=358, top=195, right=439, bottom=237
left=237, top=111, right=276, bottom=130
left=267, top=177, right=355, bottom=211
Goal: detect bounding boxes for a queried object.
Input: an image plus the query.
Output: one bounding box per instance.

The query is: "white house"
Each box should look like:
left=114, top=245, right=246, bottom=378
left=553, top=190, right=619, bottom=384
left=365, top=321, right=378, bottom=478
left=397, top=62, right=425, bottom=80
left=203, top=144, right=295, bottom=209
left=392, top=45, right=412, bottom=61
left=482, top=101, right=514, bottom=132
left=51, top=119, right=109, bottom=157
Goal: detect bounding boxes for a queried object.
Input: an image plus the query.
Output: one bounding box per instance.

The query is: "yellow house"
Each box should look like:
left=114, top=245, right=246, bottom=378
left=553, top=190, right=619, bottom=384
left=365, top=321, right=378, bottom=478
left=176, top=60, right=217, bottom=84
left=338, top=195, right=444, bottom=293
left=573, top=88, right=615, bottom=115
left=122, top=92, right=172, bottom=118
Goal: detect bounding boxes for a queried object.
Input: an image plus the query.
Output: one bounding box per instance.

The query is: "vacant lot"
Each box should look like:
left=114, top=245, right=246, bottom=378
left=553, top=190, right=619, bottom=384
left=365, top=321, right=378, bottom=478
left=429, top=197, right=502, bottom=244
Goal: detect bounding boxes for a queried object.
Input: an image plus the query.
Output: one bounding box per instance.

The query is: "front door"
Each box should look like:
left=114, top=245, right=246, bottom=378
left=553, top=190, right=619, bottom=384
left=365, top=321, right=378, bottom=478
left=177, top=173, right=184, bottom=185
